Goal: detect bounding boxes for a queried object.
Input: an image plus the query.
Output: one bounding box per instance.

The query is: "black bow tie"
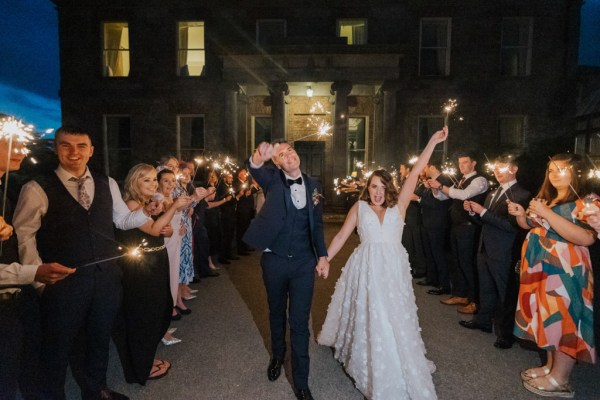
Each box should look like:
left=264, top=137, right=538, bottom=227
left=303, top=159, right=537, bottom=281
left=286, top=177, right=303, bottom=186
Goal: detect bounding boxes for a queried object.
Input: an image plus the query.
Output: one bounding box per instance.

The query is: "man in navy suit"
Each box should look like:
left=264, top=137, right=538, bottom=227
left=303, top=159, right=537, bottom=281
left=243, top=140, right=329, bottom=400
left=458, top=155, right=530, bottom=349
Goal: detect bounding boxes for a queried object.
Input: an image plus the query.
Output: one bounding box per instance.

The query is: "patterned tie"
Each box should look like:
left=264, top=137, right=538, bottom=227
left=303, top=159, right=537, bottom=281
left=69, top=176, right=91, bottom=209
left=457, top=177, right=465, bottom=189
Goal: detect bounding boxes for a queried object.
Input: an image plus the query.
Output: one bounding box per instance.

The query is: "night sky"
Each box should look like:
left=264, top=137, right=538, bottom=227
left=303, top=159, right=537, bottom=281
left=0, top=0, right=599, bottom=133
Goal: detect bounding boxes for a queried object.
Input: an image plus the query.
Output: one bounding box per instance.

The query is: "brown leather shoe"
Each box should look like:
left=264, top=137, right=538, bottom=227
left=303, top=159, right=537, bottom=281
left=457, top=302, right=478, bottom=314
left=440, top=296, right=469, bottom=305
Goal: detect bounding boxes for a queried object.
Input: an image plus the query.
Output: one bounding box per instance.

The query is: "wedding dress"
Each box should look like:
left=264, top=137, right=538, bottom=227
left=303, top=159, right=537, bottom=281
left=318, top=200, right=437, bottom=400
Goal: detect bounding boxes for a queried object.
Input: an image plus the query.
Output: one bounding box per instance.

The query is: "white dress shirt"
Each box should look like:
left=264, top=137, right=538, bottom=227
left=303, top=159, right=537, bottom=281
left=433, top=171, right=488, bottom=201
left=480, top=179, right=517, bottom=217
left=248, top=157, right=307, bottom=209
left=13, top=166, right=150, bottom=268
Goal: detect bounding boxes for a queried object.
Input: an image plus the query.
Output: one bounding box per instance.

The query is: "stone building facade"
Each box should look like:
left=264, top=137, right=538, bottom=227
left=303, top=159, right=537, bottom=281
left=53, top=0, right=583, bottom=203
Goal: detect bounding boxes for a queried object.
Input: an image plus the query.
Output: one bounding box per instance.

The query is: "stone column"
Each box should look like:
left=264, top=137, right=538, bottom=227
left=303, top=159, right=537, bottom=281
left=268, top=81, right=289, bottom=140
left=330, top=80, right=353, bottom=181
left=372, top=89, right=384, bottom=165
left=223, top=82, right=240, bottom=154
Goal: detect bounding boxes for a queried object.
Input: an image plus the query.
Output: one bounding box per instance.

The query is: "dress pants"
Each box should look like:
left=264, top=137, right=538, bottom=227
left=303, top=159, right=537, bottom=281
left=475, top=252, right=511, bottom=330
left=422, top=225, right=450, bottom=289
left=449, top=223, right=477, bottom=300
left=193, top=217, right=212, bottom=276
left=220, top=211, right=236, bottom=260
left=261, top=252, right=315, bottom=390
left=38, top=267, right=122, bottom=400
left=0, top=286, right=41, bottom=400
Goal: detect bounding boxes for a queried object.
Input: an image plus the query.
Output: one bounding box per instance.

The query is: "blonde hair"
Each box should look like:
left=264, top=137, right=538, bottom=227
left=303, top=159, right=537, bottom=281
left=123, top=163, right=157, bottom=204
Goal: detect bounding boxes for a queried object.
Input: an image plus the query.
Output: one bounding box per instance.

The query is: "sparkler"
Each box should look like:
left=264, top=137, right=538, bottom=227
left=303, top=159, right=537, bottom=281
left=293, top=101, right=333, bottom=142
left=408, top=156, right=419, bottom=165
left=442, top=99, right=458, bottom=126
left=441, top=162, right=459, bottom=186
left=77, top=239, right=153, bottom=268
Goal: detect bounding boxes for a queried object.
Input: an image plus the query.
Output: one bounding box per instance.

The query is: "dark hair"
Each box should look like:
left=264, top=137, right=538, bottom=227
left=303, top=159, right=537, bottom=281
left=494, top=153, right=518, bottom=167
left=536, top=153, right=585, bottom=204
left=55, top=126, right=90, bottom=141
left=359, top=169, right=398, bottom=207
left=157, top=168, right=175, bottom=182
left=455, top=151, right=476, bottom=161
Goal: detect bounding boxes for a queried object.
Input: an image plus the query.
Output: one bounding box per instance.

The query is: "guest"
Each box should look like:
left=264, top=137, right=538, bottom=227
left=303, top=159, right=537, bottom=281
left=508, top=153, right=596, bottom=397
left=400, top=163, right=427, bottom=278
left=458, top=155, right=530, bottom=350
left=583, top=200, right=600, bottom=359
left=205, top=170, right=231, bottom=266
left=235, top=168, right=258, bottom=255
left=429, top=152, right=488, bottom=314
left=13, top=126, right=154, bottom=400
left=113, top=164, right=192, bottom=383
left=416, top=163, right=452, bottom=294
left=0, top=133, right=73, bottom=400
left=217, top=172, right=238, bottom=263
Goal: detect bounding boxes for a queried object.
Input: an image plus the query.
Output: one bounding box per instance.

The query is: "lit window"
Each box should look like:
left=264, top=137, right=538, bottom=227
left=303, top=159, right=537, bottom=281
left=338, top=19, right=367, bottom=45
left=178, top=21, right=205, bottom=76
left=418, top=117, right=444, bottom=152
left=256, top=20, right=286, bottom=46
left=497, top=116, right=525, bottom=148
left=178, top=116, right=205, bottom=160
left=347, top=117, right=367, bottom=175
left=419, top=18, right=451, bottom=76
left=103, top=115, right=131, bottom=180
left=103, top=22, right=130, bottom=77
left=501, top=18, right=532, bottom=77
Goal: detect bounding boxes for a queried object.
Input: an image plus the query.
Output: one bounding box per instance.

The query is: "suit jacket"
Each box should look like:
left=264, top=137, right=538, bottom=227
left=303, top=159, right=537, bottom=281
left=243, top=162, right=327, bottom=258
left=474, top=182, right=531, bottom=261
left=419, top=175, right=453, bottom=230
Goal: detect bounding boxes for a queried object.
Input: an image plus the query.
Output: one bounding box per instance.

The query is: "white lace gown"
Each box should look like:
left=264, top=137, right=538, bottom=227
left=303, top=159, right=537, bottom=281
left=318, top=200, right=437, bottom=400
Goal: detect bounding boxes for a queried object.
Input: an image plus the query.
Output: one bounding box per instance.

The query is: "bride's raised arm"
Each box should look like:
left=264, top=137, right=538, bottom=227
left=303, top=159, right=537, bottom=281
left=397, top=126, right=448, bottom=215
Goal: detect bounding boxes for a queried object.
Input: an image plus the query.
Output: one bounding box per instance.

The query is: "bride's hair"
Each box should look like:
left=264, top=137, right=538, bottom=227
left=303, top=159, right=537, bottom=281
left=359, top=169, right=398, bottom=207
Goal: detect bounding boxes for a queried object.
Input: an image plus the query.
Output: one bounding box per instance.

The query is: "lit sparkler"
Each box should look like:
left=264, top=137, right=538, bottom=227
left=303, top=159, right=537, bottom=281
left=408, top=156, right=419, bottom=165
left=441, top=163, right=459, bottom=186
left=77, top=239, right=152, bottom=268
left=442, top=99, right=458, bottom=126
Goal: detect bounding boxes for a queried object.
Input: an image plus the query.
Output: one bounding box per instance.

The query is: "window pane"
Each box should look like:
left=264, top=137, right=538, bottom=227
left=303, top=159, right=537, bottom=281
left=498, top=117, right=524, bottom=147
left=254, top=117, right=272, bottom=148
left=420, top=19, right=449, bottom=76
left=104, top=115, right=131, bottom=180
left=178, top=21, right=205, bottom=76
left=103, top=23, right=129, bottom=77
left=420, top=49, right=447, bottom=76
left=338, top=19, right=367, bottom=45
left=347, top=117, right=366, bottom=175
left=501, top=18, right=531, bottom=76
left=574, top=134, right=586, bottom=156
left=418, top=117, right=444, bottom=151
left=421, top=22, right=447, bottom=47
left=179, top=116, right=205, bottom=160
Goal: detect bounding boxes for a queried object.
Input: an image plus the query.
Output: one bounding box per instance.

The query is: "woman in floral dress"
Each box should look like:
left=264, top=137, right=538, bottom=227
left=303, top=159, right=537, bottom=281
left=508, top=153, right=596, bottom=398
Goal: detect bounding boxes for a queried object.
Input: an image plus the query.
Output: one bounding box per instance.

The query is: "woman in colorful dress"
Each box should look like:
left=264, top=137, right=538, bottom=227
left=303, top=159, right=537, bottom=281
left=507, top=153, right=596, bottom=398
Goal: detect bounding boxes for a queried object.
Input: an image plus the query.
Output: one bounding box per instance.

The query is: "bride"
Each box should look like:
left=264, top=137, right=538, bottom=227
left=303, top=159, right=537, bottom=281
left=317, top=126, right=448, bottom=400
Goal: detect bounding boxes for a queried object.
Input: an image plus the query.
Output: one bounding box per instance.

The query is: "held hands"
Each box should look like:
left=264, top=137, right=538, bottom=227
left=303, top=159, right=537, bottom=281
left=527, top=198, right=550, bottom=219
left=34, top=263, right=75, bottom=285
left=194, top=187, right=208, bottom=201
left=315, top=256, right=330, bottom=279
left=0, top=217, right=13, bottom=241
left=145, top=200, right=163, bottom=216
left=427, top=179, right=441, bottom=189
left=584, top=208, right=600, bottom=232
left=160, top=223, right=174, bottom=237
left=507, top=201, right=526, bottom=217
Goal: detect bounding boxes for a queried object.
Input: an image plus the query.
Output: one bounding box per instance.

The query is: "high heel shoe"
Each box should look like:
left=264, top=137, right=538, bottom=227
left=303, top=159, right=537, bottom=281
left=167, top=327, right=177, bottom=334
left=189, top=289, right=198, bottom=294
left=175, top=305, right=192, bottom=315
left=161, top=336, right=182, bottom=346
left=182, top=295, right=197, bottom=300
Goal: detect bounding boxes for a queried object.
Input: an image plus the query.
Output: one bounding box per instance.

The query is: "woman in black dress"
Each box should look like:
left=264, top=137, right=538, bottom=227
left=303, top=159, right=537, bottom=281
left=113, top=164, right=192, bottom=384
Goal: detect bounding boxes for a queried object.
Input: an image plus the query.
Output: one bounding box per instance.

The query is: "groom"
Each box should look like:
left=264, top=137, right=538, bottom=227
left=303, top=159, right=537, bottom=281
left=244, top=140, right=329, bottom=400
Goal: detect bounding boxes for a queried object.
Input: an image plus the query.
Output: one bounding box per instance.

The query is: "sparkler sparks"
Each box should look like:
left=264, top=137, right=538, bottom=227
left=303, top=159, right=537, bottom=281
left=442, top=99, right=458, bottom=125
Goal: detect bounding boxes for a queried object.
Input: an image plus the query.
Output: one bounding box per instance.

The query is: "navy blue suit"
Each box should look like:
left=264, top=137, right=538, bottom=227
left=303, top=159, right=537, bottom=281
left=243, top=162, right=327, bottom=391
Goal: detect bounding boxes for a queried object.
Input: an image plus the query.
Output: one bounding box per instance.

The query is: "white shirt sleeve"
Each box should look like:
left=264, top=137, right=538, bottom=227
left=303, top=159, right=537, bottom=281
left=0, top=262, right=38, bottom=286
left=447, top=176, right=489, bottom=201
left=432, top=189, right=450, bottom=201
left=249, top=156, right=263, bottom=169
left=13, top=181, right=47, bottom=267
left=109, top=177, right=150, bottom=230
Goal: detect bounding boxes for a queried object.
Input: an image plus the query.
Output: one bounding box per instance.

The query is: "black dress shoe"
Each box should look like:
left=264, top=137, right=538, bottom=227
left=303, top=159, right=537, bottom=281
left=416, top=280, right=438, bottom=287
left=218, top=258, right=231, bottom=265
left=494, top=336, right=514, bottom=349
left=175, top=305, right=192, bottom=315
left=267, top=358, right=283, bottom=381
left=98, top=388, right=129, bottom=400
left=427, top=287, right=451, bottom=295
left=191, top=277, right=200, bottom=284
left=411, top=272, right=426, bottom=279
left=458, top=319, right=492, bottom=333
left=295, top=388, right=314, bottom=400
left=228, top=256, right=241, bottom=260
left=171, top=312, right=181, bottom=321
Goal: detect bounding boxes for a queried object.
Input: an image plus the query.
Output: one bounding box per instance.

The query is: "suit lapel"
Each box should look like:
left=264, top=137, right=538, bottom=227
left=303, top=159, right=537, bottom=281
left=304, top=173, right=315, bottom=234
left=279, top=170, right=293, bottom=212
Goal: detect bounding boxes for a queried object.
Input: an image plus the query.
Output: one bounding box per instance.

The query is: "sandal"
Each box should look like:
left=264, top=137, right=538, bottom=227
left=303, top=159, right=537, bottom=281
left=153, top=359, right=171, bottom=371
left=522, top=375, right=574, bottom=398
left=520, top=365, right=550, bottom=381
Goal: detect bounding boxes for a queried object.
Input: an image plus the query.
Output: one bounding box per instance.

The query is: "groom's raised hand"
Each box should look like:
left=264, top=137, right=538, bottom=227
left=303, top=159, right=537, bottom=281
left=252, top=142, right=275, bottom=166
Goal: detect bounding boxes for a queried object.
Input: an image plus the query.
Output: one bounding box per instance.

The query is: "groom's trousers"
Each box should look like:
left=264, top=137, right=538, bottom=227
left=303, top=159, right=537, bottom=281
left=261, top=252, right=315, bottom=390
